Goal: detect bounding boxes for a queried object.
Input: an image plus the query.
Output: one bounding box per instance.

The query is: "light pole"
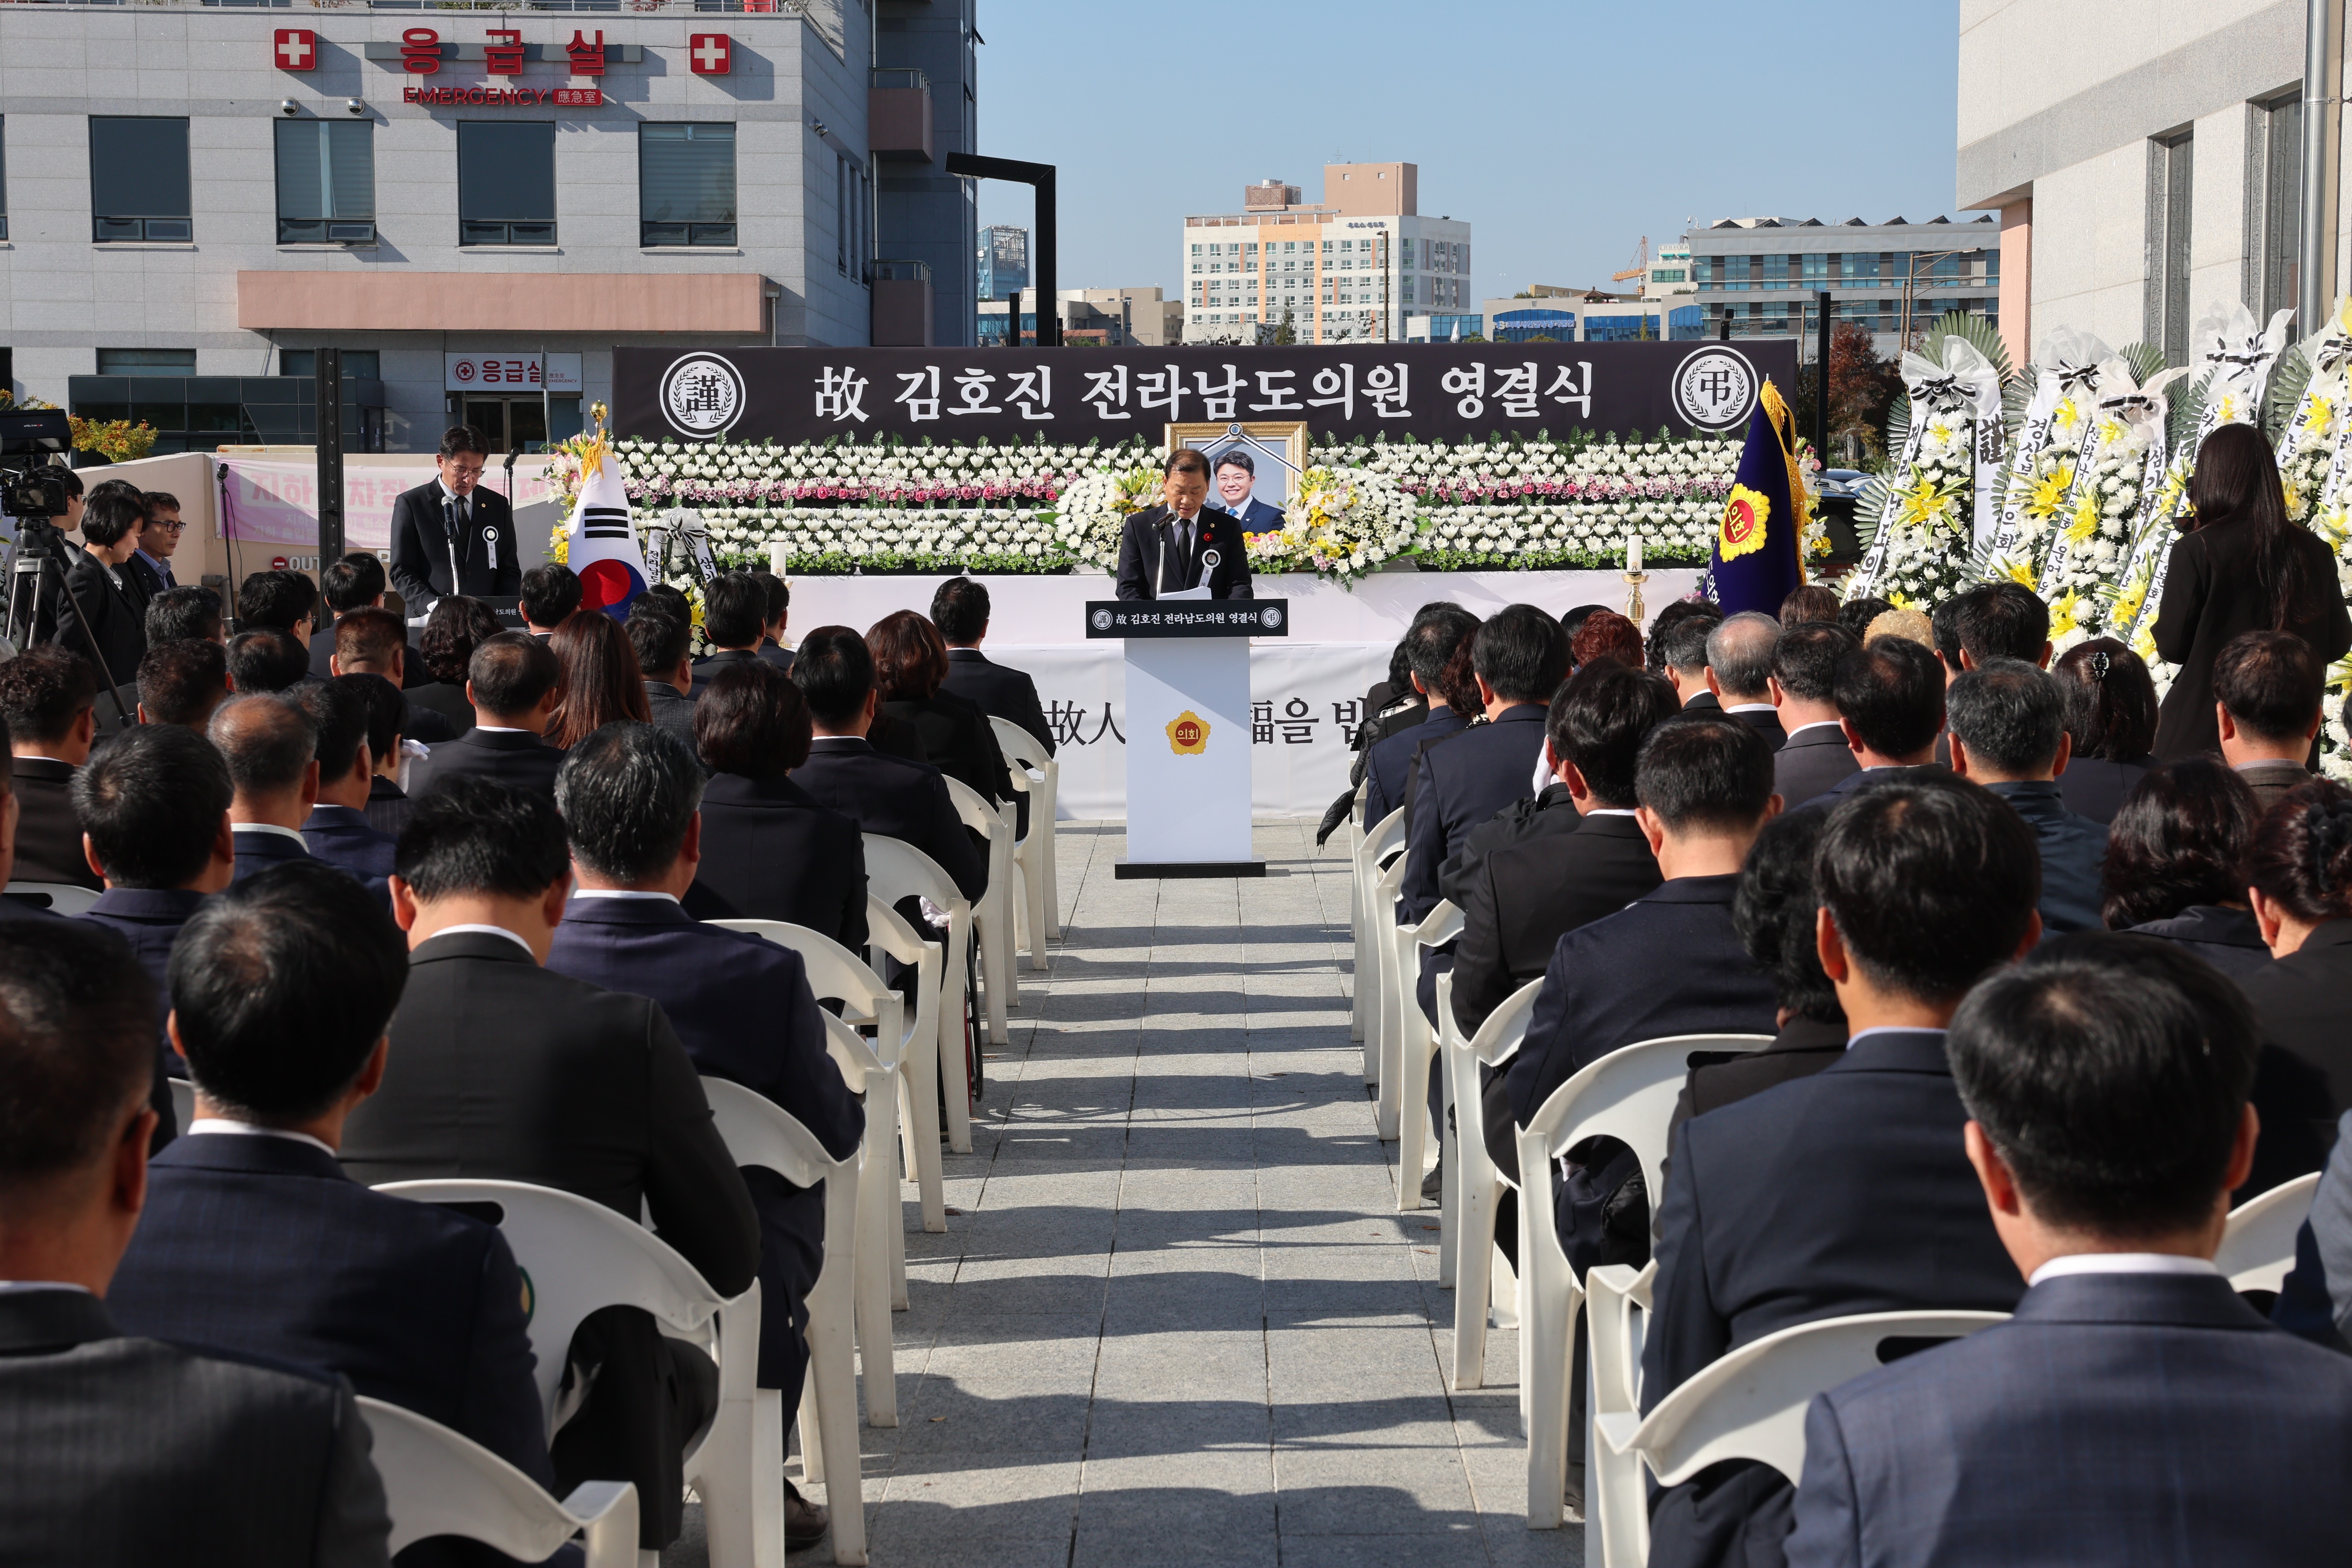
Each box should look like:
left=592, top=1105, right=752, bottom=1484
left=1898, top=249, right=1971, bottom=349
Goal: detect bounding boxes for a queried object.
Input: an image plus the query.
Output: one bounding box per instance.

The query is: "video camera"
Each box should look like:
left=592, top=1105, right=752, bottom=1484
left=0, top=408, right=75, bottom=524
left=0, top=466, right=71, bottom=522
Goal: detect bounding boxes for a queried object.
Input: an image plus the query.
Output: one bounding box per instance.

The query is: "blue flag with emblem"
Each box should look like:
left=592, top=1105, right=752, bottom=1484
left=1706, top=377, right=1809, bottom=617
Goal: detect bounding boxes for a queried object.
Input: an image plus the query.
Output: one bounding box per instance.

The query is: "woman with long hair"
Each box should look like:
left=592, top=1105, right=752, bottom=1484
left=2235, top=778, right=2352, bottom=1194
left=869, top=608, right=1012, bottom=807
left=2051, top=637, right=2159, bottom=824
left=2151, top=422, right=2351, bottom=759
left=544, top=609, right=651, bottom=750
left=2100, top=757, right=2267, bottom=973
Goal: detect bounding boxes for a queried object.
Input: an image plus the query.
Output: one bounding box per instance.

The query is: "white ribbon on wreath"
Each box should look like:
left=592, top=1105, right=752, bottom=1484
left=1848, top=338, right=2002, bottom=597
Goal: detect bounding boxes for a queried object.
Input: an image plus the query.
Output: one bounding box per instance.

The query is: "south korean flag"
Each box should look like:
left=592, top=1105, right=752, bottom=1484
left=565, top=436, right=651, bottom=621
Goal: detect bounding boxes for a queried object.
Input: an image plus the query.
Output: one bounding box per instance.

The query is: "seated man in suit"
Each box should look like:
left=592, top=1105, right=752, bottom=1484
left=1786, top=935, right=2352, bottom=1568
left=2276, top=1108, right=2352, bottom=1350
left=345, top=674, right=417, bottom=840
left=625, top=601, right=701, bottom=754
left=388, top=425, right=521, bottom=612
left=1362, top=606, right=1480, bottom=831
left=1947, top=658, right=2107, bottom=935
left=519, top=562, right=581, bottom=640
left=1113, top=448, right=1255, bottom=601
left=1929, top=579, right=2052, bottom=682
left=689, top=572, right=771, bottom=695
left=108, top=862, right=558, bottom=1555
left=227, top=627, right=312, bottom=695
left=0, top=643, right=103, bottom=889
left=239, top=567, right=321, bottom=653
left=331, top=608, right=457, bottom=745
left=1641, top=775, right=2037, bottom=1568
left=2215, top=629, right=2323, bottom=814
left=754, top=572, right=797, bottom=671
left=1656, top=613, right=1722, bottom=711
left=339, top=776, right=759, bottom=1556
left=407, top=633, right=563, bottom=800
left=146, top=582, right=227, bottom=647
left=210, top=695, right=324, bottom=883
left=790, top=625, right=985, bottom=903
left=293, top=679, right=397, bottom=901
left=932, top=575, right=1053, bottom=840
left=547, top=723, right=862, bottom=1550
left=1210, top=448, right=1285, bottom=531
left=1668, top=806, right=1846, bottom=1138
left=1767, top=622, right=1860, bottom=806
left=309, top=552, right=388, bottom=680
left=1800, top=633, right=1945, bottom=808
left=136, top=637, right=229, bottom=731
left=682, top=661, right=867, bottom=946
left=0, top=920, right=393, bottom=1566
left=1700, top=613, right=1784, bottom=747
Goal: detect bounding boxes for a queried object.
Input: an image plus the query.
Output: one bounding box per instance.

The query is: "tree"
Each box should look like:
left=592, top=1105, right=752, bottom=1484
left=1274, top=309, right=1298, bottom=347
left=1825, top=321, right=1901, bottom=461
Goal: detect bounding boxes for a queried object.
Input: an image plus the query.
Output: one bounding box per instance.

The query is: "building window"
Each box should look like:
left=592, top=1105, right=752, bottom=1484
left=2247, top=89, right=2303, bottom=322
left=0, top=116, right=8, bottom=242
left=274, top=119, right=375, bottom=246
left=279, top=349, right=381, bottom=379
left=639, top=123, right=735, bottom=248
left=1800, top=253, right=1828, bottom=285
left=458, top=120, right=555, bottom=247
left=90, top=117, right=191, bottom=242
left=96, top=348, right=197, bottom=374
left=2146, top=127, right=2194, bottom=364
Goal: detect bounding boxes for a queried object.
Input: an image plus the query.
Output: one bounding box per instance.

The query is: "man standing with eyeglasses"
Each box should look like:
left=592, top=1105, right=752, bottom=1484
left=388, top=425, right=521, bottom=617
left=125, top=491, right=185, bottom=602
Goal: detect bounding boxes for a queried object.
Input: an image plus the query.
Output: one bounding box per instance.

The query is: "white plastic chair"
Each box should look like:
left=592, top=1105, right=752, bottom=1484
left=1393, top=899, right=1463, bottom=1210
left=373, top=1178, right=771, bottom=1568
left=988, top=716, right=1058, bottom=964
left=1594, top=1308, right=2009, bottom=1564
left=5, top=879, right=98, bottom=915
left=1583, top=1261, right=1654, bottom=1568
left=862, top=834, right=976, bottom=1156
left=860, top=897, right=947, bottom=1244
left=168, top=1075, right=194, bottom=1131
left=356, top=1396, right=639, bottom=1568
left=1444, top=977, right=1543, bottom=1393
left=1370, top=848, right=1411, bottom=1133
left=1342, top=783, right=1368, bottom=1043
left=700, top=1077, right=866, bottom=1567
left=1354, top=808, right=1406, bottom=1086
left=943, top=775, right=1016, bottom=1047
left=2215, top=1171, right=2323, bottom=1293
left=1514, top=1032, right=1773, bottom=1529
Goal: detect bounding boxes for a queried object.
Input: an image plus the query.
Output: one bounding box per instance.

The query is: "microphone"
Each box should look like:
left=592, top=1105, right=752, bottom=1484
left=1155, top=523, right=1166, bottom=599
left=441, top=495, right=462, bottom=598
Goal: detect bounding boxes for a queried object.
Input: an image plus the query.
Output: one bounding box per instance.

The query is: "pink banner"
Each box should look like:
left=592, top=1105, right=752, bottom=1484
left=218, top=460, right=560, bottom=553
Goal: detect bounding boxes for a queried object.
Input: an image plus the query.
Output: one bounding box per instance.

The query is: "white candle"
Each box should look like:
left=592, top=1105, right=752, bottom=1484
left=1626, top=534, right=1643, bottom=575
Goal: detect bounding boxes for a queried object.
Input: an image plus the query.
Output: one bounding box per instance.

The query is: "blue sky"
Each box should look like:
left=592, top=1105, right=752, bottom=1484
left=971, top=0, right=1960, bottom=299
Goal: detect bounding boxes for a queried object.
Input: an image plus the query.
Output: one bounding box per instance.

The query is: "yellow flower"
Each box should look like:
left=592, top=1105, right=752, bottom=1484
left=2065, top=490, right=2101, bottom=543
left=2048, top=590, right=2084, bottom=636
left=1896, top=470, right=1957, bottom=531
left=546, top=525, right=569, bottom=565
left=2025, top=465, right=2074, bottom=520
left=2108, top=579, right=2147, bottom=628
left=1998, top=555, right=2037, bottom=588
left=2303, top=396, right=2334, bottom=436
left=1886, top=590, right=1918, bottom=611
left=2053, top=398, right=2080, bottom=433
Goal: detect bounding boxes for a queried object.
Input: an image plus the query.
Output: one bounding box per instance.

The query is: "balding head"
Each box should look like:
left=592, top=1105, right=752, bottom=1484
left=1705, top=612, right=1782, bottom=702
left=207, top=695, right=320, bottom=831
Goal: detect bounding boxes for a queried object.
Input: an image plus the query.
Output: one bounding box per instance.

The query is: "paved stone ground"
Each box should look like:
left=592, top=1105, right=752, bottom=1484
left=673, top=818, right=1577, bottom=1567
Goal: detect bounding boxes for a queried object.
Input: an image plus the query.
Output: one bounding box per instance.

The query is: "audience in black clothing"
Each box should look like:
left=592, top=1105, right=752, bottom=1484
left=1642, top=775, right=2037, bottom=1568
left=1764, top=621, right=1859, bottom=806
left=2051, top=636, right=2158, bottom=823
left=869, top=608, right=1015, bottom=812
left=1833, top=593, right=1893, bottom=641
left=47, top=482, right=149, bottom=723
left=624, top=600, right=702, bottom=755
left=753, top=571, right=797, bottom=671
left=135, top=636, right=228, bottom=730
left=1700, top=613, right=1785, bottom=744
left=407, top=595, right=506, bottom=737
left=2237, top=779, right=2352, bottom=1198
left=0, top=644, right=105, bottom=889
left=1643, top=598, right=1721, bottom=678
left=519, top=561, right=583, bottom=638
left=1362, top=606, right=1479, bottom=829
left=1800, top=633, right=1946, bottom=807
left=340, top=776, right=759, bottom=1553
left=407, top=633, right=563, bottom=798
left=544, top=610, right=651, bottom=751
left=211, top=695, right=327, bottom=885
left=690, top=572, right=776, bottom=695
left=1947, top=658, right=2109, bottom=935
left=343, top=672, right=417, bottom=838
left=1931, top=581, right=2053, bottom=680
left=2103, top=757, right=2270, bottom=975
left=225, top=628, right=310, bottom=695
left=2215, top=628, right=2324, bottom=814
left=292, top=678, right=397, bottom=902
left=1654, top=614, right=1722, bottom=710
left=238, top=567, right=320, bottom=651
left=933, top=576, right=1056, bottom=838
left=332, top=607, right=456, bottom=744
left=1568, top=608, right=1642, bottom=672
left=144, top=582, right=226, bottom=647
left=683, top=660, right=869, bottom=947
left=1777, top=583, right=1841, bottom=628
left=308, top=552, right=388, bottom=680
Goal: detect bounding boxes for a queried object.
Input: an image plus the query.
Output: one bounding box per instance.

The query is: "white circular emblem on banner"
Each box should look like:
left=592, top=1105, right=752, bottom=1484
left=1259, top=604, right=1284, bottom=630
left=1090, top=608, right=1113, bottom=631
left=659, top=353, right=747, bottom=438
left=1672, top=347, right=1759, bottom=430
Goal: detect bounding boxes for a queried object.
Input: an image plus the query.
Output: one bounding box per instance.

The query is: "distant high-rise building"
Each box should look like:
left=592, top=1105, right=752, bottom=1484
left=1179, top=163, right=1470, bottom=345
left=978, top=225, right=1030, bottom=306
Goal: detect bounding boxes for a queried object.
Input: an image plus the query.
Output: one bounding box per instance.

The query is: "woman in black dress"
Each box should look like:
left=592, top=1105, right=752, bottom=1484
left=2151, top=423, right=2351, bottom=760
left=2051, top=637, right=2158, bottom=824
left=867, top=609, right=1013, bottom=809
left=2102, top=757, right=2267, bottom=975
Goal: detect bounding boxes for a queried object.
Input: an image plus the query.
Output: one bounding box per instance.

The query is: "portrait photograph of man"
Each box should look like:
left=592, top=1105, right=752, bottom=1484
left=1196, top=443, right=1289, bottom=533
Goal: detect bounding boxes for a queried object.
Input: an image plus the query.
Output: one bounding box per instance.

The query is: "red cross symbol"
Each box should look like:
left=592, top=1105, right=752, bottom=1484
left=274, top=29, right=316, bottom=70
left=689, top=33, right=732, bottom=74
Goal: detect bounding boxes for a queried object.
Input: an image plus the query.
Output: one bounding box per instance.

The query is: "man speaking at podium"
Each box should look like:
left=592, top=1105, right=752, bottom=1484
left=1115, top=449, right=1255, bottom=601
left=389, top=425, right=522, bottom=613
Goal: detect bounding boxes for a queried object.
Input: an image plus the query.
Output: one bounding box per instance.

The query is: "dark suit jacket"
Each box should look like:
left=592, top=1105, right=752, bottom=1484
left=881, top=691, right=1014, bottom=808
left=546, top=896, right=865, bottom=1390
left=1785, top=1273, right=2352, bottom=1568
left=2131, top=904, right=2272, bottom=978
left=1667, top=1012, right=1848, bottom=1140
left=1985, top=779, right=2107, bottom=935
left=1771, top=720, right=1857, bottom=807
left=688, top=647, right=764, bottom=699
left=399, top=702, right=459, bottom=748
left=2058, top=752, right=2152, bottom=824
left=109, top=1132, right=552, bottom=1491
left=1363, top=708, right=1465, bottom=829
left=1437, top=781, right=1584, bottom=911
left=2276, top=1109, right=2352, bottom=1351
left=1216, top=495, right=1285, bottom=532
left=942, top=648, right=1054, bottom=756
left=125, top=547, right=177, bottom=602
left=1450, top=808, right=1658, bottom=1038
left=681, top=772, right=868, bottom=949
left=1400, top=704, right=1549, bottom=926
left=791, top=736, right=986, bottom=902
left=1722, top=704, right=1786, bottom=749
left=1113, top=505, right=1255, bottom=601
left=232, top=825, right=321, bottom=884
left=2239, top=757, right=2316, bottom=816
left=1681, top=691, right=1722, bottom=714
left=642, top=680, right=700, bottom=756
left=403, top=682, right=475, bottom=740
left=1643, top=1029, right=2026, bottom=1568
left=49, top=549, right=147, bottom=712
left=2152, top=522, right=2352, bottom=760
left=409, top=728, right=563, bottom=800
left=388, top=481, right=521, bottom=606
left=339, top=931, right=759, bottom=1547
left=2237, top=922, right=2352, bottom=1198
left=758, top=641, right=796, bottom=673
left=0, top=1286, right=391, bottom=1566
left=80, top=885, right=207, bottom=1142
left=10, top=756, right=100, bottom=889
left=302, top=805, right=397, bottom=893
left=1799, top=759, right=1946, bottom=811
left=364, top=777, right=413, bottom=840
left=865, top=709, right=929, bottom=765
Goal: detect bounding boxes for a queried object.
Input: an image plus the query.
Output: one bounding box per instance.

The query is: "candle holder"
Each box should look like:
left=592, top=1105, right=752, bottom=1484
left=1622, top=571, right=1650, bottom=628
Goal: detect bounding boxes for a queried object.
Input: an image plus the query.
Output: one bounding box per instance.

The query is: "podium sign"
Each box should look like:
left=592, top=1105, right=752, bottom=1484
left=1087, top=600, right=1288, bottom=877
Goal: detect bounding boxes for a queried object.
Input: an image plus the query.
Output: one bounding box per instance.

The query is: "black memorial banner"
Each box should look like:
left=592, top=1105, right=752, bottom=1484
left=613, top=340, right=1800, bottom=448
left=1083, top=600, right=1290, bottom=639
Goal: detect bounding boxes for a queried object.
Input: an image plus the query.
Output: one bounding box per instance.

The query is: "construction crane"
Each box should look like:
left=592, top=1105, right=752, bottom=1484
left=1610, top=236, right=1649, bottom=285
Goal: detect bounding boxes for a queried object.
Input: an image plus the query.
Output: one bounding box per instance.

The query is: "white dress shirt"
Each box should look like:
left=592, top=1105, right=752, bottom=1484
left=427, top=923, right=536, bottom=956
left=570, top=889, right=679, bottom=905
left=2027, top=1252, right=2220, bottom=1287
left=187, top=1118, right=336, bottom=1158
left=230, top=821, right=308, bottom=845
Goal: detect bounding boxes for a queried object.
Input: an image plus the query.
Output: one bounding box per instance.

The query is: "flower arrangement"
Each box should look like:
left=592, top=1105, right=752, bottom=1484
left=1851, top=414, right=1977, bottom=610
left=1245, top=465, right=1422, bottom=585
left=1051, top=462, right=1162, bottom=572
left=69, top=416, right=158, bottom=465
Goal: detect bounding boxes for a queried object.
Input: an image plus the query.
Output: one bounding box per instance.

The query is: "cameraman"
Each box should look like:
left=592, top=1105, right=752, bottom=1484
left=44, top=480, right=147, bottom=727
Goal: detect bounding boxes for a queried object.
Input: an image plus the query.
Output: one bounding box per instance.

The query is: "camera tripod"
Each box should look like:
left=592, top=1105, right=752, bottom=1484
left=5, top=512, right=136, bottom=730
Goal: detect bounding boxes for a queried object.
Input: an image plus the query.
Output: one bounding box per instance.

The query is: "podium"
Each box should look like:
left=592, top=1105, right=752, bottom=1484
left=1085, top=598, right=1289, bottom=878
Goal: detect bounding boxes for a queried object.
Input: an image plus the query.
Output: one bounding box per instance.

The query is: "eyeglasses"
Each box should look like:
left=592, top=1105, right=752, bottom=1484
left=445, top=463, right=486, bottom=480
left=148, top=519, right=187, bottom=534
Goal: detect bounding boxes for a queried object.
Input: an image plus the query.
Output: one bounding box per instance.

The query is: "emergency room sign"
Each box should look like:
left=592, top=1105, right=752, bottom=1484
left=445, top=354, right=584, bottom=394
left=275, top=29, right=316, bottom=70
